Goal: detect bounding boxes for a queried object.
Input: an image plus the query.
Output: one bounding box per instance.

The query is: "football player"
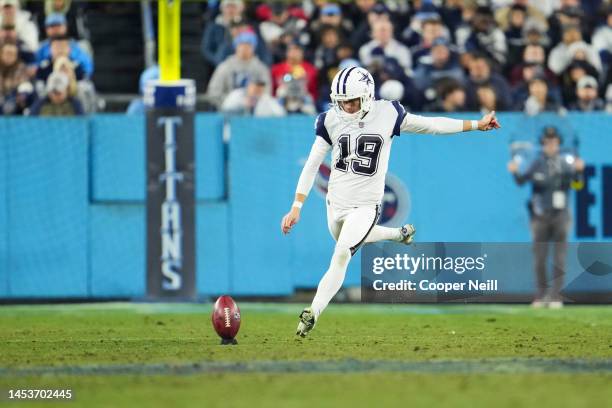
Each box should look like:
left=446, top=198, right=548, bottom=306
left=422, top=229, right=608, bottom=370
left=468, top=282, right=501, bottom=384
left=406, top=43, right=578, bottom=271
left=281, top=66, right=500, bottom=337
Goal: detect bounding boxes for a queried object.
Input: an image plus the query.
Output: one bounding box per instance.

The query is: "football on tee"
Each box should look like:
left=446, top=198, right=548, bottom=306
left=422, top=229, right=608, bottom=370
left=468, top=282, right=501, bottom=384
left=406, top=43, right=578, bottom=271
left=211, top=295, right=241, bottom=341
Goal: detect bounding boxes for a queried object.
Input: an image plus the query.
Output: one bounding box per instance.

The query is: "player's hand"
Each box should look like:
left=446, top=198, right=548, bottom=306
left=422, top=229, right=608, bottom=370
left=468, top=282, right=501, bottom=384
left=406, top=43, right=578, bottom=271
left=507, top=160, right=519, bottom=174
left=478, top=110, right=501, bottom=131
left=574, top=158, right=585, bottom=171
left=281, top=207, right=301, bottom=235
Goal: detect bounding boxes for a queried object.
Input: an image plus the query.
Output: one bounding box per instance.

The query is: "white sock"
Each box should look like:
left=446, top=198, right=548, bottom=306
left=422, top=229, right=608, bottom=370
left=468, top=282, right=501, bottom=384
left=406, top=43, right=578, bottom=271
left=364, top=225, right=401, bottom=243
left=311, top=247, right=352, bottom=318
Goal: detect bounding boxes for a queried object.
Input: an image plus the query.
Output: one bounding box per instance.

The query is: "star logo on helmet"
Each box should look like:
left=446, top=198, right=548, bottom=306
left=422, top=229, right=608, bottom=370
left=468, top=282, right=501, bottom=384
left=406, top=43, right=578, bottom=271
left=358, top=72, right=373, bottom=86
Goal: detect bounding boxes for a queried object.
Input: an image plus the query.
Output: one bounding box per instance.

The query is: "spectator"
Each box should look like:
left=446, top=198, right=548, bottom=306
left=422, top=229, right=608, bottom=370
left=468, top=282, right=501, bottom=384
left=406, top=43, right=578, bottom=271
left=313, top=25, right=342, bottom=109
left=307, top=3, right=352, bottom=52
left=504, top=4, right=529, bottom=69
left=271, top=41, right=317, bottom=101
left=220, top=75, right=285, bottom=117
left=126, top=65, right=159, bottom=115
left=570, top=75, right=605, bottom=111
left=548, top=24, right=602, bottom=75
left=509, top=44, right=556, bottom=86
left=559, top=59, right=600, bottom=107
left=0, top=21, right=34, bottom=69
left=426, top=79, right=467, bottom=112
left=2, top=80, right=36, bottom=114
left=359, top=19, right=412, bottom=75
left=36, top=35, right=86, bottom=84
left=522, top=76, right=561, bottom=115
left=495, top=0, right=548, bottom=32
left=592, top=6, right=611, bottom=69
left=512, top=61, right=561, bottom=109
left=53, top=56, right=78, bottom=96
left=46, top=0, right=71, bottom=15
left=0, top=41, right=27, bottom=102
left=401, top=6, right=444, bottom=49
left=26, top=0, right=82, bottom=40
left=258, top=1, right=307, bottom=64
left=475, top=84, right=498, bottom=114
left=458, top=6, right=508, bottom=68
left=313, top=25, right=341, bottom=70
left=522, top=18, right=550, bottom=50
left=206, top=31, right=271, bottom=108
left=367, top=54, right=422, bottom=111
left=438, top=0, right=465, bottom=39
left=351, top=2, right=391, bottom=51
left=409, top=15, right=449, bottom=68
left=547, top=2, right=584, bottom=47
left=201, top=0, right=244, bottom=66
left=276, top=75, right=316, bottom=114
left=202, top=1, right=271, bottom=66
left=345, top=0, right=377, bottom=32
left=0, top=0, right=38, bottom=52
left=465, top=54, right=512, bottom=110
left=413, top=37, right=464, bottom=92
left=29, top=71, right=83, bottom=116
left=36, top=13, right=93, bottom=78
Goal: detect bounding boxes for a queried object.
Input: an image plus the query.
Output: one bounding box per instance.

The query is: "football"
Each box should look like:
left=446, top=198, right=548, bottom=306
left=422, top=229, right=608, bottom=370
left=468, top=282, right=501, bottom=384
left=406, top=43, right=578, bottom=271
left=211, top=295, right=241, bottom=343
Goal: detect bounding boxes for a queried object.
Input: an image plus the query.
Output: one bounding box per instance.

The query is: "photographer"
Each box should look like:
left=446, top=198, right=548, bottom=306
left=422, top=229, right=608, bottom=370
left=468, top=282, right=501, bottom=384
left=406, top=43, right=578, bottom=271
left=507, top=127, right=584, bottom=308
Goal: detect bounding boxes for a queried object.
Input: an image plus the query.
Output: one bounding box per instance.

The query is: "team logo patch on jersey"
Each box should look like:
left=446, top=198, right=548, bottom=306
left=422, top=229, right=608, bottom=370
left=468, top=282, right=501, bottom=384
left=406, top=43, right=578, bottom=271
left=312, top=162, right=411, bottom=226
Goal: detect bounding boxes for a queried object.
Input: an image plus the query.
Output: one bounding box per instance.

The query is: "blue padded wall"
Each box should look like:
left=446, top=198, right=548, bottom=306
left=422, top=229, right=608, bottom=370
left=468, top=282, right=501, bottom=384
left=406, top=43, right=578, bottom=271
left=89, top=204, right=145, bottom=297
left=5, top=118, right=88, bottom=297
left=90, top=115, right=145, bottom=202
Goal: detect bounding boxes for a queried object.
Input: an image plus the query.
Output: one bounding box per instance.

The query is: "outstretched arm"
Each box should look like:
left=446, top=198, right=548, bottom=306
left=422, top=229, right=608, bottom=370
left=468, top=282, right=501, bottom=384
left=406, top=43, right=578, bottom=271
left=400, top=110, right=501, bottom=135
left=281, top=137, right=331, bottom=234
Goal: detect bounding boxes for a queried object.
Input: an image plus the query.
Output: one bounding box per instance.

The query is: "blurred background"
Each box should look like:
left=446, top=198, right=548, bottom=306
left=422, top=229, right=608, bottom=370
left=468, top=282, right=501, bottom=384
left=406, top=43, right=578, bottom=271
left=0, top=0, right=610, bottom=302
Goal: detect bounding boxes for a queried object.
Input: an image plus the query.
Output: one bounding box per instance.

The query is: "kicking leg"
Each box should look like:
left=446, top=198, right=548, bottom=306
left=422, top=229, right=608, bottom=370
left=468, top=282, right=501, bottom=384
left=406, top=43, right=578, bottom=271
left=296, top=201, right=343, bottom=337
left=310, top=205, right=379, bottom=319
left=298, top=205, right=380, bottom=337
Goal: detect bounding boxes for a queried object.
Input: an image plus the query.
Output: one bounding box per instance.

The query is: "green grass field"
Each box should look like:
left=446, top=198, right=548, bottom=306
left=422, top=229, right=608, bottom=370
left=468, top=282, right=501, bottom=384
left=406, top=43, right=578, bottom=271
left=1, top=302, right=611, bottom=407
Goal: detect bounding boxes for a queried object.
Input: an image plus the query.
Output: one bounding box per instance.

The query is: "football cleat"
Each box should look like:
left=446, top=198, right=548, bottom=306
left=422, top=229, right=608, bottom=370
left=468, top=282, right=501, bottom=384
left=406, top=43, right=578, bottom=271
left=399, top=224, right=416, bottom=245
left=296, top=307, right=316, bottom=337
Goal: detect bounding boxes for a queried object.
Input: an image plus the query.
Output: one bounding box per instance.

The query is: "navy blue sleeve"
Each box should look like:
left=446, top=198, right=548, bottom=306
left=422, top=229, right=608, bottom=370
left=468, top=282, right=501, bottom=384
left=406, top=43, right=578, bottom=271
left=391, top=100, right=407, bottom=137
left=315, top=112, right=332, bottom=145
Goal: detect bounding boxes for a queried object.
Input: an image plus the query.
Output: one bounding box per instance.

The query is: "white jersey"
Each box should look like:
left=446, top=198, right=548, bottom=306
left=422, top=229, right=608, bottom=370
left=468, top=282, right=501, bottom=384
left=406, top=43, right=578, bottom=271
left=295, top=100, right=466, bottom=208
left=317, top=100, right=404, bottom=207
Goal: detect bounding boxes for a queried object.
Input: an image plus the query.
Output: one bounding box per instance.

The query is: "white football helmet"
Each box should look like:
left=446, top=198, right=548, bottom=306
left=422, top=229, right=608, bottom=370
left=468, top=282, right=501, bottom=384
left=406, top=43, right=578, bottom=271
left=330, top=66, right=375, bottom=121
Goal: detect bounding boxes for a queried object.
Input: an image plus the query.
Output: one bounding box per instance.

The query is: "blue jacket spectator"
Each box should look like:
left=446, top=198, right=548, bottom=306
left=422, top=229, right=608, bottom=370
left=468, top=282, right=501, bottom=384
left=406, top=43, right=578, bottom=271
left=36, top=35, right=86, bottom=83
left=413, top=37, right=464, bottom=92
left=36, top=14, right=93, bottom=78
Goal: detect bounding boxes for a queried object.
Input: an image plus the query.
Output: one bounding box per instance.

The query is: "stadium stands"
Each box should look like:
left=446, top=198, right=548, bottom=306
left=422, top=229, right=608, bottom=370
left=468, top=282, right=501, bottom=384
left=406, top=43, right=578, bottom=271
left=0, top=0, right=609, bottom=114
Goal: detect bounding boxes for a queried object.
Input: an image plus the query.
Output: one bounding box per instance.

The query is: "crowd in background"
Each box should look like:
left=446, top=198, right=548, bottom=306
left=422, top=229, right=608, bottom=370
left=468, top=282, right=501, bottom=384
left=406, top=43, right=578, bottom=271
left=0, top=0, right=95, bottom=116
left=1, top=0, right=610, bottom=117
left=202, top=0, right=612, bottom=116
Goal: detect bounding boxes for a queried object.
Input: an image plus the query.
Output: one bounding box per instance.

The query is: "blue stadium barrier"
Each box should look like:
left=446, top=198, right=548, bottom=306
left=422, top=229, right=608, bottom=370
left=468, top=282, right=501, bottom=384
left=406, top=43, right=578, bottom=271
left=0, top=112, right=609, bottom=299
left=2, top=118, right=89, bottom=298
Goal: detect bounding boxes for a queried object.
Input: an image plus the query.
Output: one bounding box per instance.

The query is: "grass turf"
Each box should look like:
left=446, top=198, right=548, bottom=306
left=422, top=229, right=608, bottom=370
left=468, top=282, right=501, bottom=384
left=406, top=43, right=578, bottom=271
left=0, top=303, right=611, bottom=407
